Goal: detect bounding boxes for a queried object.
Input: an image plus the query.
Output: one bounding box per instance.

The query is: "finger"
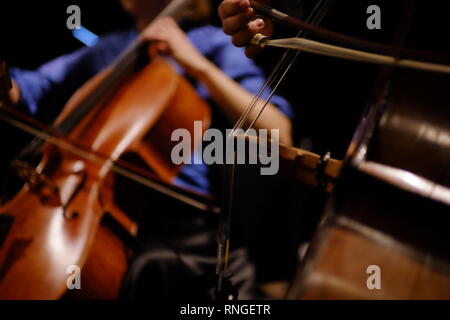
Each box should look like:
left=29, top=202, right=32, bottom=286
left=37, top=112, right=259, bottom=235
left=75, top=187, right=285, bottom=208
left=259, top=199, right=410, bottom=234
left=232, top=30, right=253, bottom=47
left=142, top=29, right=167, bottom=43
left=148, top=44, right=161, bottom=58
left=219, top=0, right=250, bottom=19
left=156, top=42, right=171, bottom=54
left=231, top=18, right=265, bottom=47
left=245, top=45, right=263, bottom=58
left=222, top=12, right=253, bottom=35
left=158, top=16, right=178, bottom=28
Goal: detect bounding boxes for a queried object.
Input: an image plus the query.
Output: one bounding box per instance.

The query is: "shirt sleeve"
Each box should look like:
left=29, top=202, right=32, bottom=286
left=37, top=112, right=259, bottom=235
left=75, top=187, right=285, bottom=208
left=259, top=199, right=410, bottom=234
left=9, top=30, right=135, bottom=120
left=10, top=47, right=98, bottom=119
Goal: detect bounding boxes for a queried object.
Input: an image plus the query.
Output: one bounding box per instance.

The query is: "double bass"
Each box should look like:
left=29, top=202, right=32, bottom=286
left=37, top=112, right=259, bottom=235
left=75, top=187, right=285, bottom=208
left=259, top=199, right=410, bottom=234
left=218, top=0, right=450, bottom=299
left=0, top=0, right=213, bottom=299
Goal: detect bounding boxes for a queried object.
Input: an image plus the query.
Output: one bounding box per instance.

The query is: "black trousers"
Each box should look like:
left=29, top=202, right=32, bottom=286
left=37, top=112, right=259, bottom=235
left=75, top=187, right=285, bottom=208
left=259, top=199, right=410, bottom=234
left=119, top=192, right=260, bottom=300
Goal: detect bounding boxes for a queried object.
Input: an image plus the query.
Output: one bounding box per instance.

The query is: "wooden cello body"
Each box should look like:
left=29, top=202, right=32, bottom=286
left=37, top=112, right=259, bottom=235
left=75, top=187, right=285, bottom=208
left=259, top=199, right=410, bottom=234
left=0, top=51, right=211, bottom=299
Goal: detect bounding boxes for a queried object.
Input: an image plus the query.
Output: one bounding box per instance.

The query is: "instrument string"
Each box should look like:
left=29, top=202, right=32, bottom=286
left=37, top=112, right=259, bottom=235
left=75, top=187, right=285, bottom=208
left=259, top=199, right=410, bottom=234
left=216, top=0, right=334, bottom=297
left=0, top=103, right=216, bottom=212
left=230, top=0, right=331, bottom=133
left=15, top=0, right=195, bottom=163
left=231, top=45, right=294, bottom=133
left=233, top=0, right=332, bottom=135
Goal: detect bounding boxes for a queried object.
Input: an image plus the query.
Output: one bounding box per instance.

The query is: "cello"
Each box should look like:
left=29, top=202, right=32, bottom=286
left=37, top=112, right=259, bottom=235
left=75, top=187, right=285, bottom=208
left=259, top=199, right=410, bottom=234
left=0, top=0, right=213, bottom=299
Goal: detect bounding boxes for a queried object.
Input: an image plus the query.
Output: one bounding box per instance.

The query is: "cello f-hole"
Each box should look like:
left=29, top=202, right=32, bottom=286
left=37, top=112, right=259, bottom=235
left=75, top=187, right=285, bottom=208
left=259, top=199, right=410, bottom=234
left=62, top=170, right=87, bottom=220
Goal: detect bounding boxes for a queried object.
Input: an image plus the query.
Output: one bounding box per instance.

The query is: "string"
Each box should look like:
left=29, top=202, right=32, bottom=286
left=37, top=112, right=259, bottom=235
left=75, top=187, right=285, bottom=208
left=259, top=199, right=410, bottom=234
left=216, top=0, right=334, bottom=298
left=15, top=0, right=195, bottom=163
left=232, top=0, right=332, bottom=135
left=229, top=1, right=330, bottom=134
left=231, top=44, right=295, bottom=133
left=0, top=0, right=214, bottom=210
left=0, top=103, right=217, bottom=213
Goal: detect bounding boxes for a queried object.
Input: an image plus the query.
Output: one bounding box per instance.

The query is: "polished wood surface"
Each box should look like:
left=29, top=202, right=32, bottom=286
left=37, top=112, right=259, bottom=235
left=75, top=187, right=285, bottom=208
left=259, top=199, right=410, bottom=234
left=290, top=221, right=450, bottom=300
left=284, top=1, right=450, bottom=300
left=0, top=58, right=211, bottom=299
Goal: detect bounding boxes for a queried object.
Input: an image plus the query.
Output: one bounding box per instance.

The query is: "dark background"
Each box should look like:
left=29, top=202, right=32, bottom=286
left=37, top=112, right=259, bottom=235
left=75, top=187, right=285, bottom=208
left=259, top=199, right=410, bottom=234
left=0, top=1, right=134, bottom=69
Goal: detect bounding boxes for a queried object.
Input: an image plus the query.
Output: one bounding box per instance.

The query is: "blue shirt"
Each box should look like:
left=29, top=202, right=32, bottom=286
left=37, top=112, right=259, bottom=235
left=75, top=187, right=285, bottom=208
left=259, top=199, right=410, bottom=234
left=11, top=25, right=292, bottom=195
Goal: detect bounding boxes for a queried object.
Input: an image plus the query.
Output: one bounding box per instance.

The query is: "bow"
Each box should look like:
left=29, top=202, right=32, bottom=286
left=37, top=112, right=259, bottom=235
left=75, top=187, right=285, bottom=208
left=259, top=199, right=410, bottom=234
left=215, top=0, right=337, bottom=299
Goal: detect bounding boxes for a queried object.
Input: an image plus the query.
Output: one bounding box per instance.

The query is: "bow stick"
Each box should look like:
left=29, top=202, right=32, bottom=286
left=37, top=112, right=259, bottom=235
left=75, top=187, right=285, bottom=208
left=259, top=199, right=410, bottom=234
left=249, top=0, right=449, bottom=61
left=215, top=0, right=335, bottom=299
left=251, top=34, right=450, bottom=75
left=0, top=102, right=218, bottom=213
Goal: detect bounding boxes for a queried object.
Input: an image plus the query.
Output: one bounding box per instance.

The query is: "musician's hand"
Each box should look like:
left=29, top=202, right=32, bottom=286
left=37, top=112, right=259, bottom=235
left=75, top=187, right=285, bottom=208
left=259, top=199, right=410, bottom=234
left=9, top=80, right=20, bottom=105
left=141, top=17, right=210, bottom=78
left=219, top=0, right=273, bottom=57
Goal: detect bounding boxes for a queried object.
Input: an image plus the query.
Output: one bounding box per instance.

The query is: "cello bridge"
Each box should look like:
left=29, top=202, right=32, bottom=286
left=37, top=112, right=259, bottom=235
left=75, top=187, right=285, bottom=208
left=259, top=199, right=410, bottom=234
left=10, top=160, right=62, bottom=207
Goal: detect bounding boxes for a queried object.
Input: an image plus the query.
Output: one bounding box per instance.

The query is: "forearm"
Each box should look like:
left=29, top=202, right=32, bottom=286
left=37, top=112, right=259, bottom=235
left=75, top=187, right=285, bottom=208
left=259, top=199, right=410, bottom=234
left=193, top=60, right=293, bottom=146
